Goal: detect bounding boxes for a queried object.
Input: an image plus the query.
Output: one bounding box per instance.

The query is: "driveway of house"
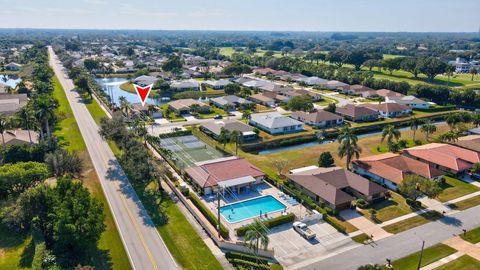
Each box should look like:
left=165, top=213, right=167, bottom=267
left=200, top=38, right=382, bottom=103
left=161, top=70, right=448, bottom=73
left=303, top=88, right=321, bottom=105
left=182, top=114, right=197, bottom=121
left=268, top=221, right=357, bottom=269
left=340, top=209, right=392, bottom=241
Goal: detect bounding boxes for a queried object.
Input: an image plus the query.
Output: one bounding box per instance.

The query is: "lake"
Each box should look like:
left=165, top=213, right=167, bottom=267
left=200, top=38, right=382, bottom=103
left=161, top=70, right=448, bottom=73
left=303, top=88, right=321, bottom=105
left=95, top=77, right=159, bottom=105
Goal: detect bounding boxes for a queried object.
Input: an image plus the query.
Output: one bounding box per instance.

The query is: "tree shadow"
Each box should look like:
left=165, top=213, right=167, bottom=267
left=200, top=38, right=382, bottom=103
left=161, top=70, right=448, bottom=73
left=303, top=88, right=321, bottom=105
left=18, top=238, right=35, bottom=268
left=439, top=215, right=463, bottom=227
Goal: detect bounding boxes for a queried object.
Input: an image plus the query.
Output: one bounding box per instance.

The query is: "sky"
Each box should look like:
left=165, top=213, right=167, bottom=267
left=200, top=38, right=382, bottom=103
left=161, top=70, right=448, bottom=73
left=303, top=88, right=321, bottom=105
left=0, top=0, right=479, bottom=32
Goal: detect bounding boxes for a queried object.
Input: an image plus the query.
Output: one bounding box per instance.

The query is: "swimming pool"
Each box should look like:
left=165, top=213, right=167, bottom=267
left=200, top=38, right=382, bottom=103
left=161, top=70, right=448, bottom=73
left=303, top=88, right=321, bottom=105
left=220, top=195, right=287, bottom=223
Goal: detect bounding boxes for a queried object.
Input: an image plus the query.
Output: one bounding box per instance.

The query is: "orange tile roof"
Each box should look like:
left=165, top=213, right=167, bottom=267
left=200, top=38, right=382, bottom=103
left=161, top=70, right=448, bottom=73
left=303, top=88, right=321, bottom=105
left=402, top=143, right=480, bottom=173
left=353, top=153, right=443, bottom=184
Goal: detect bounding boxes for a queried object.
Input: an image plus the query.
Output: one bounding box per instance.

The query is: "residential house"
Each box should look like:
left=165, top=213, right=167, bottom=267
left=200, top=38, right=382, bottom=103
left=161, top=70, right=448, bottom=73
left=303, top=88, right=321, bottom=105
left=340, top=84, right=374, bottom=96
left=249, top=112, right=304, bottom=135
left=454, top=135, right=480, bottom=153
left=170, top=79, right=200, bottom=91
left=283, top=89, right=323, bottom=101
left=403, top=143, right=480, bottom=174
left=184, top=157, right=265, bottom=195
left=167, top=99, right=209, bottom=114
left=468, top=127, right=480, bottom=135
left=321, top=80, right=349, bottom=90
left=4, top=62, right=22, bottom=71
left=287, top=166, right=386, bottom=210
left=242, top=79, right=273, bottom=89
left=297, top=76, right=328, bottom=86
left=130, top=103, right=163, bottom=119
left=0, top=94, right=28, bottom=116
left=210, top=95, right=252, bottom=111
left=335, top=104, right=379, bottom=122
left=363, top=103, right=412, bottom=118
left=248, top=93, right=276, bottom=107
left=203, top=79, right=231, bottom=89
left=291, top=110, right=343, bottom=128
left=2, top=129, right=39, bottom=146
left=386, top=95, right=432, bottom=109
left=200, top=119, right=257, bottom=141
left=374, top=89, right=405, bottom=98
left=353, top=153, right=443, bottom=190
left=134, top=75, right=158, bottom=87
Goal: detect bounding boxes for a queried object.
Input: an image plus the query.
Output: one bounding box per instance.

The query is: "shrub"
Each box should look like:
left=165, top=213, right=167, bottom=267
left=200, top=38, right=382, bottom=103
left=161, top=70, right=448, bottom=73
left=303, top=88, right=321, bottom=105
left=189, top=193, right=229, bottom=238
left=229, top=258, right=270, bottom=270
left=355, top=199, right=368, bottom=209
left=236, top=213, right=295, bottom=237
left=225, top=252, right=269, bottom=265
left=323, top=215, right=346, bottom=234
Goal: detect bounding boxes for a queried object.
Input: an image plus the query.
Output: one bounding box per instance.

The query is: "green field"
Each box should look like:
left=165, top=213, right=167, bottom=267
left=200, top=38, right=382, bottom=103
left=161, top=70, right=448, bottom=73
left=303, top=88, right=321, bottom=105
left=437, top=176, right=480, bottom=202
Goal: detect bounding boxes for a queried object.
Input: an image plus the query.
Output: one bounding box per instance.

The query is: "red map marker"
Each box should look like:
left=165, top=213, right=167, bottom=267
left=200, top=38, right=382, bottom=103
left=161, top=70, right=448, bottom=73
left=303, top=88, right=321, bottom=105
left=133, top=84, right=153, bottom=106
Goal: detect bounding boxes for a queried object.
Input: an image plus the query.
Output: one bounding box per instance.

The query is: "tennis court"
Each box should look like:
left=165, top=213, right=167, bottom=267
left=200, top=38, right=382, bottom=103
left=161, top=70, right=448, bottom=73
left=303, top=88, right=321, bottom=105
left=158, top=135, right=226, bottom=168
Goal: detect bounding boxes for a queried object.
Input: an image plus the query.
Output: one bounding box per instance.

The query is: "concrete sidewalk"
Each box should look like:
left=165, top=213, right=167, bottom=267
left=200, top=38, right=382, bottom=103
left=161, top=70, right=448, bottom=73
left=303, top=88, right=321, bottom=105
left=340, top=209, right=392, bottom=241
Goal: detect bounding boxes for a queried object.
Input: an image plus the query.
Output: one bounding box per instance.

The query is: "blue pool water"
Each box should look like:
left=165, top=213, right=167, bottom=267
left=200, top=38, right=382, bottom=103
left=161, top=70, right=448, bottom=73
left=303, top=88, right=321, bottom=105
left=220, top=195, right=287, bottom=223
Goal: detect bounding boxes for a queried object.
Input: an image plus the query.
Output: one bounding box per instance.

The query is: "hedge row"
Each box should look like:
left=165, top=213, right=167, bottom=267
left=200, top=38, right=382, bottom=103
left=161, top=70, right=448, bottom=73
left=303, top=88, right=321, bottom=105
left=225, top=251, right=269, bottom=265
left=236, top=213, right=296, bottom=237
left=228, top=258, right=270, bottom=270
left=241, top=133, right=318, bottom=152
left=189, top=193, right=230, bottom=238
left=413, top=105, right=456, bottom=112
left=323, top=215, right=347, bottom=234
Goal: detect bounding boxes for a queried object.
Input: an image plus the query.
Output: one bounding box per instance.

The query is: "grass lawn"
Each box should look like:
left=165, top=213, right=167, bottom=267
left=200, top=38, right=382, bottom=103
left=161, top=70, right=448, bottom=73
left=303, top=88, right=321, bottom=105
left=359, top=192, right=414, bottom=223
left=314, top=96, right=339, bottom=106
left=435, top=255, right=480, bottom=270
left=447, top=195, right=480, bottom=211
left=119, top=81, right=135, bottom=93
left=383, top=211, right=443, bottom=234
left=460, top=227, right=480, bottom=244
left=159, top=104, right=185, bottom=122
left=52, top=77, right=132, bottom=270
left=84, top=93, right=223, bottom=270
left=196, top=106, right=228, bottom=118
left=437, top=176, right=480, bottom=202
left=0, top=225, right=32, bottom=270
left=351, top=233, right=369, bottom=244
left=368, top=139, right=419, bottom=154
left=391, top=243, right=456, bottom=270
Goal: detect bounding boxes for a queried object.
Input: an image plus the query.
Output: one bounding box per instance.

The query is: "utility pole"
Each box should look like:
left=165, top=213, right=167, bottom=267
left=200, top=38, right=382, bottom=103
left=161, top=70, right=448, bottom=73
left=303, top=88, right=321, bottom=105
left=417, top=240, right=425, bottom=270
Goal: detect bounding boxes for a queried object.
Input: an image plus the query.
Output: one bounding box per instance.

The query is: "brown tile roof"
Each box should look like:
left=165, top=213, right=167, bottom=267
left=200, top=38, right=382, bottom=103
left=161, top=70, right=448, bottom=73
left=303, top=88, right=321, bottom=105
left=349, top=84, right=373, bottom=93
left=168, top=99, right=208, bottom=111
left=184, top=158, right=265, bottom=188
left=363, top=103, right=411, bottom=113
left=249, top=93, right=275, bottom=103
left=3, top=129, right=39, bottom=144
left=403, top=143, right=480, bottom=172
left=291, top=110, right=343, bottom=123
left=353, top=153, right=443, bottom=184
left=455, top=135, right=480, bottom=153
left=375, top=89, right=404, bottom=97
left=336, top=104, right=379, bottom=118
left=288, top=167, right=385, bottom=207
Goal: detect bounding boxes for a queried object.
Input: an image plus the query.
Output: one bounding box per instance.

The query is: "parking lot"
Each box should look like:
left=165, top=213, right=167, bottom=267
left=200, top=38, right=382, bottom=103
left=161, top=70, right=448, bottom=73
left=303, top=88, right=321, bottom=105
left=268, top=221, right=358, bottom=269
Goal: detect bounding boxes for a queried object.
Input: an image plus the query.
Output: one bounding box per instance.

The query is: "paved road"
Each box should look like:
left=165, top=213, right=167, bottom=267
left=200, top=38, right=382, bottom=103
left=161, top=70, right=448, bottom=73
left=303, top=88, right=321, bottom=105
left=294, top=204, right=480, bottom=270
left=48, top=47, right=178, bottom=270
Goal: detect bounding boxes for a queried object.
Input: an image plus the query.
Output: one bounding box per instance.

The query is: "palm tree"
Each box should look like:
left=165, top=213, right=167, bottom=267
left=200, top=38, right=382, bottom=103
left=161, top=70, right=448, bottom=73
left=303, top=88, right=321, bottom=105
left=381, top=125, right=401, bottom=151
left=446, top=113, right=460, bottom=131
left=438, top=131, right=459, bottom=143
left=147, top=104, right=156, bottom=118
left=132, top=118, right=147, bottom=143
left=33, top=95, right=57, bottom=147
left=18, top=106, right=38, bottom=144
left=119, top=96, right=131, bottom=119
left=218, top=128, right=230, bottom=150
left=244, top=219, right=269, bottom=260
left=229, top=130, right=242, bottom=155
left=242, top=110, right=252, bottom=121
left=409, top=117, right=421, bottom=141
left=337, top=126, right=362, bottom=170
left=474, top=114, right=480, bottom=127
left=421, top=121, right=437, bottom=142
left=471, top=68, right=478, bottom=81
left=0, top=115, right=10, bottom=151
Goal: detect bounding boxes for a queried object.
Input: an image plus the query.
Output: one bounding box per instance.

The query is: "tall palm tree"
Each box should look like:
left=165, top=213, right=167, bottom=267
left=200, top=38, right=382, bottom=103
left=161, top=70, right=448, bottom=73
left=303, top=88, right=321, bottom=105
left=421, top=121, right=437, bottom=142
left=409, top=117, right=421, bottom=141
left=33, top=95, right=57, bottom=146
left=0, top=115, right=10, bottom=151
left=119, top=96, right=131, bottom=119
left=471, top=68, right=478, bottom=81
left=381, top=125, right=401, bottom=149
left=218, top=128, right=230, bottom=150
left=438, top=131, right=459, bottom=143
left=229, top=130, right=242, bottom=155
left=244, top=219, right=269, bottom=259
left=18, top=106, right=38, bottom=144
left=337, top=126, right=362, bottom=170
left=446, top=113, right=460, bottom=131
left=147, top=104, right=156, bottom=118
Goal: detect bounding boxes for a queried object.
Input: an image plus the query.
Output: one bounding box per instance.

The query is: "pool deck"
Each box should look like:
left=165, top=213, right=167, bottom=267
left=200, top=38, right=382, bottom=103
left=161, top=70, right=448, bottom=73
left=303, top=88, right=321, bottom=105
left=201, top=182, right=305, bottom=241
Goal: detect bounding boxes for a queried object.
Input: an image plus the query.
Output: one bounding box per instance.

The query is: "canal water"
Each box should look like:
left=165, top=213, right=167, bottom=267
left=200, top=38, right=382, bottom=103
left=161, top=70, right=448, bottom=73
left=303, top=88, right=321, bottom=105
left=258, top=121, right=447, bottom=155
